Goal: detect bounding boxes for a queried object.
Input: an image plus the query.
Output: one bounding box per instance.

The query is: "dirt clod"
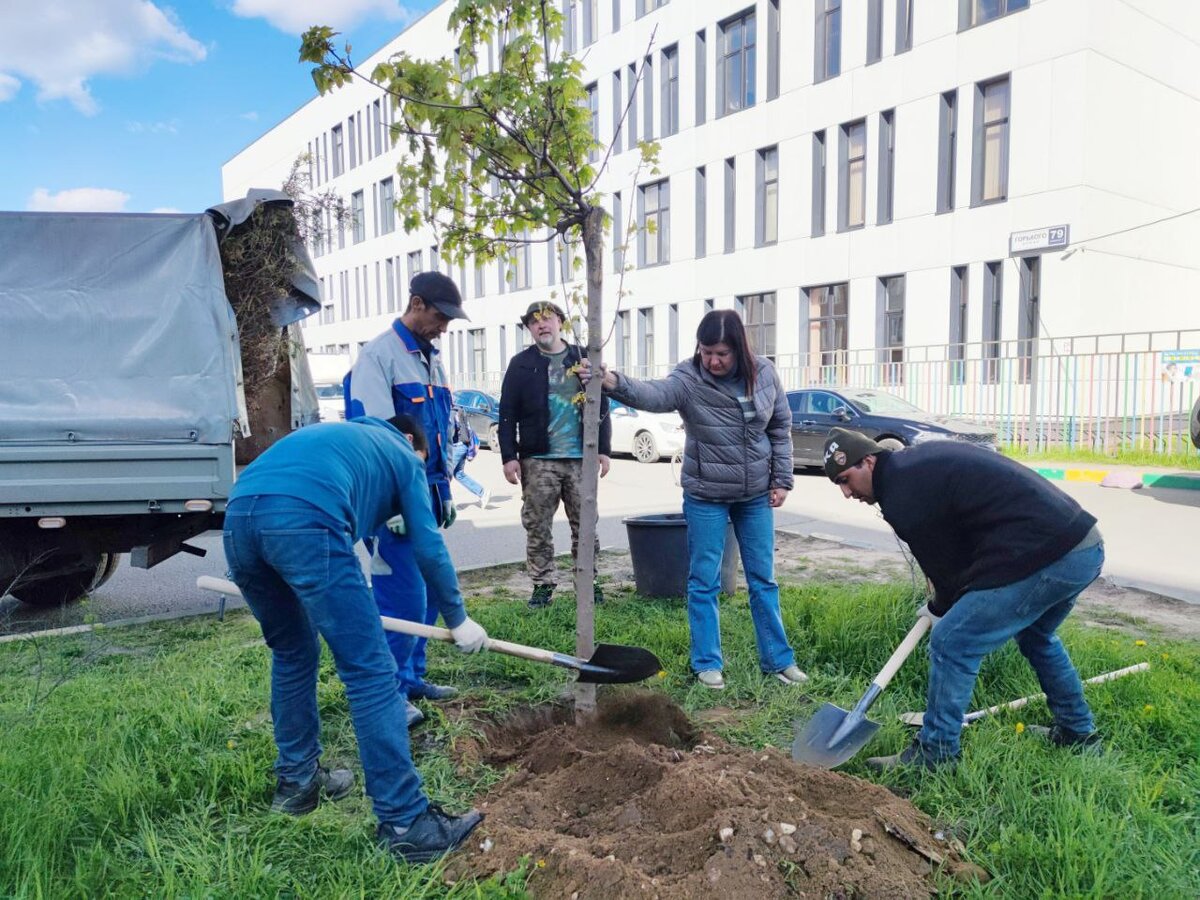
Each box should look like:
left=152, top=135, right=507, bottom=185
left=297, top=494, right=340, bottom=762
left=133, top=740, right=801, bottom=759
left=450, top=693, right=986, bottom=898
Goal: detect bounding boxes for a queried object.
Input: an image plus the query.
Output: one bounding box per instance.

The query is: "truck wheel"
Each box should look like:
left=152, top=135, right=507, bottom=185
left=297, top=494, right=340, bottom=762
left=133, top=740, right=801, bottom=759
left=9, top=554, right=112, bottom=608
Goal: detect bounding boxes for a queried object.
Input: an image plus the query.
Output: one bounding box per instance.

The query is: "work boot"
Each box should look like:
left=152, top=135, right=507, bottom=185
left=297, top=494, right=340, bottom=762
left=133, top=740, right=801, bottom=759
left=773, top=664, right=809, bottom=685
left=528, top=583, right=555, bottom=609
left=408, top=681, right=458, bottom=702
left=1028, top=724, right=1104, bottom=754
left=865, top=738, right=955, bottom=773
left=270, top=765, right=355, bottom=815
left=405, top=701, right=425, bottom=728
left=377, top=804, right=484, bottom=865
left=697, top=670, right=725, bottom=690
left=593, top=581, right=605, bottom=605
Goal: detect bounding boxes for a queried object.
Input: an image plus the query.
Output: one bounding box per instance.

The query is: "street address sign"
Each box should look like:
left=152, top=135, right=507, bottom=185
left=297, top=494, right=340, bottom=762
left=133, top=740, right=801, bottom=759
left=1009, top=224, right=1070, bottom=256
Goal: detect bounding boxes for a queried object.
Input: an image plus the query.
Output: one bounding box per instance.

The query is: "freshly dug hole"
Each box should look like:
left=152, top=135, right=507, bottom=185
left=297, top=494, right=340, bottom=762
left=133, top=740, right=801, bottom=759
left=450, top=692, right=986, bottom=898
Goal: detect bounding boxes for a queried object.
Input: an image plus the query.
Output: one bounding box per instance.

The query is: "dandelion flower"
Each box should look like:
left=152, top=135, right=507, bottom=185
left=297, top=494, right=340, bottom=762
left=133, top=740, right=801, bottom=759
left=1014, top=722, right=1025, bottom=734
left=1161, top=653, right=1169, bottom=661
left=227, top=740, right=236, bottom=750
left=657, top=670, right=667, bottom=679
left=536, top=859, right=547, bottom=869
left=1134, top=639, right=1147, bottom=647
left=1143, top=704, right=1154, bottom=712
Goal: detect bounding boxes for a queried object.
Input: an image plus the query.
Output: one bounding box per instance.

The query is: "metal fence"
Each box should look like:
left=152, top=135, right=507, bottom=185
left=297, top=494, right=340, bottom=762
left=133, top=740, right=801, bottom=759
left=448, top=329, right=1200, bottom=456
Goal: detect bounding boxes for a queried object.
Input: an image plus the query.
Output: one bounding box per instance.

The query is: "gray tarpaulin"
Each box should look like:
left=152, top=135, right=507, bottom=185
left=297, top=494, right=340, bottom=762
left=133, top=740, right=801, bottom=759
left=0, top=211, right=244, bottom=445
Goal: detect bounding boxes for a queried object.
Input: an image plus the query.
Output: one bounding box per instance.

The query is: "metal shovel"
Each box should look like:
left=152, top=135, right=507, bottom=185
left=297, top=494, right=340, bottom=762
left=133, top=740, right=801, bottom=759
left=196, top=576, right=663, bottom=684
left=792, top=617, right=931, bottom=768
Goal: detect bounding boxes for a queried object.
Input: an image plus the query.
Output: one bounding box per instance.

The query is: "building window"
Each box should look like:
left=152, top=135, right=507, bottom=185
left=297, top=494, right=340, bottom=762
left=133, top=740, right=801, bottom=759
left=808, top=282, right=848, bottom=368
left=959, top=0, right=1028, bottom=30
left=723, top=156, right=736, bottom=253
left=949, top=265, right=969, bottom=384
left=351, top=190, right=365, bottom=243
left=638, top=178, right=670, bottom=267
left=877, top=109, right=895, bottom=225
left=867, top=0, right=882, bottom=64
left=1018, top=255, right=1039, bottom=383
left=838, top=119, right=866, bottom=231
left=469, top=328, right=487, bottom=377
left=896, top=0, right=913, bottom=53
left=378, top=178, right=395, bottom=234
left=972, top=75, right=1010, bottom=205
left=331, top=124, right=344, bottom=177
left=660, top=45, right=679, bottom=137
left=642, top=53, right=654, bottom=140
left=583, top=0, right=598, bottom=45
left=499, top=324, right=508, bottom=368
left=563, top=0, right=577, bottom=53
left=669, top=303, right=679, bottom=364
left=812, top=130, right=826, bottom=237
left=738, top=292, right=776, bottom=358
left=429, top=245, right=440, bottom=273
left=767, top=0, right=780, bottom=101
left=626, top=63, right=639, bottom=151
left=586, top=82, right=599, bottom=162
left=612, top=0, right=620, bottom=31
left=695, top=29, right=707, bottom=126
left=705, top=298, right=715, bottom=313
left=717, top=8, right=756, bottom=117
left=616, top=310, right=631, bottom=368
left=513, top=239, right=531, bottom=290
left=983, top=260, right=1003, bottom=383
left=612, top=70, right=623, bottom=150
left=937, top=90, right=958, bottom=213
left=407, top=250, right=422, bottom=286
left=814, top=0, right=841, bottom=83
left=385, top=258, right=396, bottom=313
left=755, top=146, right=778, bottom=247
left=638, top=307, right=655, bottom=371
left=474, top=261, right=485, bottom=298
left=878, top=274, right=905, bottom=382
left=612, top=190, right=624, bottom=272
left=695, top=166, right=707, bottom=259
left=347, top=115, right=357, bottom=169
left=636, top=0, right=667, bottom=17
left=371, top=99, right=383, bottom=157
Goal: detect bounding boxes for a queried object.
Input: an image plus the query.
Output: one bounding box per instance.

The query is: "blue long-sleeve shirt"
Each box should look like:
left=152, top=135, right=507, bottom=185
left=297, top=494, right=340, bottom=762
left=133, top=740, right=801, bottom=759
left=229, top=417, right=467, bottom=628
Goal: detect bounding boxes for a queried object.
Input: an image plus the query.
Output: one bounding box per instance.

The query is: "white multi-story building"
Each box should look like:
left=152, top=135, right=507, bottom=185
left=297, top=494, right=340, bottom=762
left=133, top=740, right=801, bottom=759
left=224, top=0, right=1200, bottom=406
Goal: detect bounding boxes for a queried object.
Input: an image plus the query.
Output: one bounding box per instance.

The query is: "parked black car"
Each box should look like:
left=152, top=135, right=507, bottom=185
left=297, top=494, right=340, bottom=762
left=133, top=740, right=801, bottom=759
left=453, top=389, right=501, bottom=449
left=787, top=387, right=998, bottom=468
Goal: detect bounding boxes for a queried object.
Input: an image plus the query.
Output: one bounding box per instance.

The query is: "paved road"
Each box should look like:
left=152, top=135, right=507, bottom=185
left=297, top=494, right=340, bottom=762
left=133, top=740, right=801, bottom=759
left=2, top=449, right=1197, bottom=634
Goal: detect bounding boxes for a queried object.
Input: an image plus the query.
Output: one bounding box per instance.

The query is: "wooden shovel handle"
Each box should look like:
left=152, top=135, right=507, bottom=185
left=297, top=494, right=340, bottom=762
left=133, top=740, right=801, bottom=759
left=378, top=614, right=564, bottom=667
left=874, top=616, right=931, bottom=690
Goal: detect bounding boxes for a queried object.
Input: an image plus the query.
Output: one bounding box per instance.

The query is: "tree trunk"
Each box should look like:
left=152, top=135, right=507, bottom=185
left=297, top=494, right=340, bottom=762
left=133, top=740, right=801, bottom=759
left=573, top=205, right=606, bottom=719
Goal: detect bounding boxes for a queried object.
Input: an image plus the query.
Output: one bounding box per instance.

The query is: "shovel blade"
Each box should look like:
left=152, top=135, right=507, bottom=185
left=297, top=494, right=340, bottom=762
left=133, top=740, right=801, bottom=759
left=575, top=643, right=663, bottom=684
left=791, top=703, right=881, bottom=768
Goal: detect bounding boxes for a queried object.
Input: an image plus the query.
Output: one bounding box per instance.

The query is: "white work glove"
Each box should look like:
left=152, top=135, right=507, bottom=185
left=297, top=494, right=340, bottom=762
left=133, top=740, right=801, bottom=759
left=917, top=603, right=943, bottom=630
left=386, top=514, right=407, bottom=537
left=450, top=617, right=488, bottom=654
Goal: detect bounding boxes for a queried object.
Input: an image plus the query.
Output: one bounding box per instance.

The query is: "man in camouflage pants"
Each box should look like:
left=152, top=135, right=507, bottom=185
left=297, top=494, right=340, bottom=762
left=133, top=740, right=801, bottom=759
left=498, top=301, right=612, bottom=608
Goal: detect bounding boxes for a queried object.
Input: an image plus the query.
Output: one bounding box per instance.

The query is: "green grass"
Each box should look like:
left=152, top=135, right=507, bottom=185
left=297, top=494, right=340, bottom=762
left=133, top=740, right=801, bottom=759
left=1002, top=443, right=1200, bottom=470
left=0, top=581, right=1196, bottom=898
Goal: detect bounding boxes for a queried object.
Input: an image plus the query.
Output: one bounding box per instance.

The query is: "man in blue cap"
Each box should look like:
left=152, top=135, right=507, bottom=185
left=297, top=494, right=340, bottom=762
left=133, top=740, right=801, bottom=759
left=223, top=415, right=486, bottom=862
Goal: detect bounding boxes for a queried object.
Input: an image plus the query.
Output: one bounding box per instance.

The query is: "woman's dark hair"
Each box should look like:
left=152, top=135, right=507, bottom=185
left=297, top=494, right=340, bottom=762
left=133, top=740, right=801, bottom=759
left=693, top=309, right=756, bottom=394
left=387, top=414, right=429, bottom=457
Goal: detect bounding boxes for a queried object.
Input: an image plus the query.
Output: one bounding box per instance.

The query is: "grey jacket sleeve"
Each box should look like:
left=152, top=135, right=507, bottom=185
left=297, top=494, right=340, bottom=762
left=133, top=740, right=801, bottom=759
left=766, top=366, right=795, bottom=490
left=348, top=346, right=396, bottom=419
left=609, top=369, right=689, bottom=413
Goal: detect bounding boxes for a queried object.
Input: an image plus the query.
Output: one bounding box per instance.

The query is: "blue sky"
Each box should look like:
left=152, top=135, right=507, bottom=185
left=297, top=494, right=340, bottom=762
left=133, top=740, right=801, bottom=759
left=0, top=0, right=439, bottom=214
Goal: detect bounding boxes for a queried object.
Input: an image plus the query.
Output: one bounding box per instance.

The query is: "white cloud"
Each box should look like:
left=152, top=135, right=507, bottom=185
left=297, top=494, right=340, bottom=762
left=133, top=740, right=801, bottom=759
left=126, top=119, right=180, bottom=135
left=150, top=206, right=183, bottom=213
left=0, top=1, right=206, bottom=115
left=27, top=187, right=131, bottom=212
left=230, top=0, right=412, bottom=36
left=239, top=111, right=259, bottom=121
left=0, top=72, right=19, bottom=102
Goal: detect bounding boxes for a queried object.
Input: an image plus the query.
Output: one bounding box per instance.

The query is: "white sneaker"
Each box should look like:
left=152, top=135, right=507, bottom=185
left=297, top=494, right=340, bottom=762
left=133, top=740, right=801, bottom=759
left=479, top=488, right=491, bottom=508
left=773, top=665, right=809, bottom=685
left=697, top=670, right=725, bottom=690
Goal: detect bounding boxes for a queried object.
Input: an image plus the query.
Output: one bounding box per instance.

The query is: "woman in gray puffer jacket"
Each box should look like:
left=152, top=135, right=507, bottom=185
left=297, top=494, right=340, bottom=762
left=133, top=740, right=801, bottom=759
left=599, top=310, right=806, bottom=690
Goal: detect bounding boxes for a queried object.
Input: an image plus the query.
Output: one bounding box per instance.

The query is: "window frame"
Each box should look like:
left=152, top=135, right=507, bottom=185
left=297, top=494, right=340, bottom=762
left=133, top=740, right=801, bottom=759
left=717, top=7, right=757, bottom=118
left=637, top=177, right=671, bottom=268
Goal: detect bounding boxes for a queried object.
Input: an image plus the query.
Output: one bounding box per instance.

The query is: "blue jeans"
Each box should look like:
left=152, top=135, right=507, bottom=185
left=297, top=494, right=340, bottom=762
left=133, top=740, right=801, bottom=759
left=683, top=492, right=795, bottom=674
left=919, top=540, right=1105, bottom=761
left=370, top=530, right=427, bottom=694
left=223, top=495, right=428, bottom=827
left=451, top=442, right=485, bottom=499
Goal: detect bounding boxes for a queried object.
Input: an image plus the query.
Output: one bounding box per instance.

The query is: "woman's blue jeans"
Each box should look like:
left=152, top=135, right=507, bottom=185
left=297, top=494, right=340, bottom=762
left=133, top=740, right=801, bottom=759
left=223, top=495, right=428, bottom=827
left=451, top=442, right=485, bottom=498
left=919, top=540, right=1105, bottom=761
left=682, top=492, right=795, bottom=674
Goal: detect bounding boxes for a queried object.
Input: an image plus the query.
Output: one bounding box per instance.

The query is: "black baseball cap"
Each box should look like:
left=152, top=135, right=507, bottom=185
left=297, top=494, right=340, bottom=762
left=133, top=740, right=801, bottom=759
left=823, top=427, right=885, bottom=481
left=410, top=271, right=468, bottom=320
left=521, top=300, right=567, bottom=327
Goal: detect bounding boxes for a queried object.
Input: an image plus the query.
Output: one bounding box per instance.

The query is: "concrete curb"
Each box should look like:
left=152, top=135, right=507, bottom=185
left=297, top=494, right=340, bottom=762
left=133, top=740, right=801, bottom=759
left=1032, top=467, right=1200, bottom=491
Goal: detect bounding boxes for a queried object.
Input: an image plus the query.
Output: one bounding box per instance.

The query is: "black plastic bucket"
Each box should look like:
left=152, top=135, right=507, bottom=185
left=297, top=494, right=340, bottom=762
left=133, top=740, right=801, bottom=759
left=623, top=513, right=739, bottom=599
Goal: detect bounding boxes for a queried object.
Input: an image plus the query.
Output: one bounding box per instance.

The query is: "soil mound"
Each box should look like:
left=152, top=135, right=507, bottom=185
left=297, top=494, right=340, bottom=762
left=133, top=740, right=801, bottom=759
left=451, top=692, right=985, bottom=898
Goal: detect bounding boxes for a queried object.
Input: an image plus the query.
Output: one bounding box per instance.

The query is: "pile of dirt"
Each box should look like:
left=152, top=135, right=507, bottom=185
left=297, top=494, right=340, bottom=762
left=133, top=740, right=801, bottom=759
left=450, top=693, right=986, bottom=898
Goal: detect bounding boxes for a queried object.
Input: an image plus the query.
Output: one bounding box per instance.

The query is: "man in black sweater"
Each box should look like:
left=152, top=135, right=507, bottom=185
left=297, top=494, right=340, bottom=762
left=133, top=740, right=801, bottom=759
left=823, top=427, right=1105, bottom=770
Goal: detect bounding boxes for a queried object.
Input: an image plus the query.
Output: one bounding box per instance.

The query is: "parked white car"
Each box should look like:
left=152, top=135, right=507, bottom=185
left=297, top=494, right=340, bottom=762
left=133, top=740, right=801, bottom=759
left=608, top=400, right=685, bottom=463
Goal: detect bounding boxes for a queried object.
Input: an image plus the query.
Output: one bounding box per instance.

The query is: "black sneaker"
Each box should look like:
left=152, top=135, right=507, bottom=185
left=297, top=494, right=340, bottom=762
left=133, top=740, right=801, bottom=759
left=270, top=765, right=355, bottom=815
left=528, top=583, right=555, bottom=609
left=377, top=804, right=484, bottom=864
left=865, top=738, right=956, bottom=773
left=408, top=681, right=458, bottom=702
left=1029, top=724, right=1104, bottom=754
left=593, top=582, right=605, bottom=605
